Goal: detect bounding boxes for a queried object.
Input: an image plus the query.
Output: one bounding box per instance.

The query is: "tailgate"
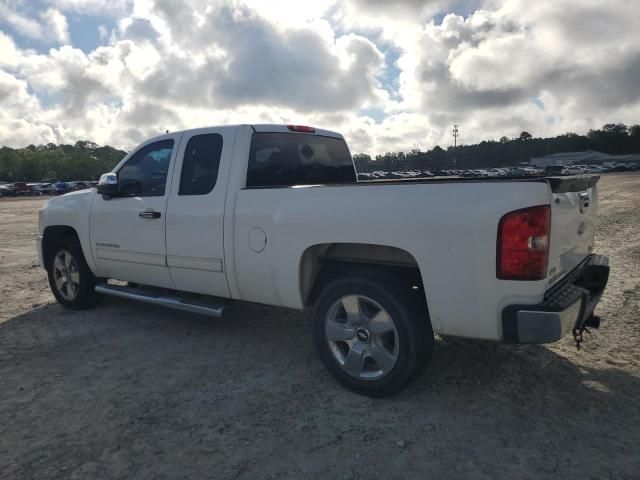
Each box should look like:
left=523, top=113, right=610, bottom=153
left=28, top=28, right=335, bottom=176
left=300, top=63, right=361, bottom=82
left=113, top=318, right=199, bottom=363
left=546, top=176, right=599, bottom=287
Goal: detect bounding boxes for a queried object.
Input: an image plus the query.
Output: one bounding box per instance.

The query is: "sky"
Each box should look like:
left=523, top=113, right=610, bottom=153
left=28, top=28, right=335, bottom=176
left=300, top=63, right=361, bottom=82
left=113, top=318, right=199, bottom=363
left=0, top=0, right=639, bottom=153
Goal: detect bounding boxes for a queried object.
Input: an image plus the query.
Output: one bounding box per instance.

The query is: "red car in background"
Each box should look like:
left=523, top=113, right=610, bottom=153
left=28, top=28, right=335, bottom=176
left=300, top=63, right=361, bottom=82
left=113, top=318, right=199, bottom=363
left=0, top=182, right=34, bottom=196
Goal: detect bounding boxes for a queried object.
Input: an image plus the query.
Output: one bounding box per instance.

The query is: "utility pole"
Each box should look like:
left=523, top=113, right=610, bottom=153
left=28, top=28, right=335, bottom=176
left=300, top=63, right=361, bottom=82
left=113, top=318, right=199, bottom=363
left=452, top=124, right=459, bottom=169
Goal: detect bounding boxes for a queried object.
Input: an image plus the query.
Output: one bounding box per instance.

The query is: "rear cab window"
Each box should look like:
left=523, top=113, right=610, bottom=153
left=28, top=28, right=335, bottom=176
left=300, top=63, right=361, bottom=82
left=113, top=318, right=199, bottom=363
left=246, top=133, right=356, bottom=187
left=179, top=133, right=223, bottom=195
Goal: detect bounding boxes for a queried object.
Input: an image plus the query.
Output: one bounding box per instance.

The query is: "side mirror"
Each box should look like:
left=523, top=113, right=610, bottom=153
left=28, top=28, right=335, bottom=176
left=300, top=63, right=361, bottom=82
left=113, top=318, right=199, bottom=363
left=97, top=173, right=118, bottom=198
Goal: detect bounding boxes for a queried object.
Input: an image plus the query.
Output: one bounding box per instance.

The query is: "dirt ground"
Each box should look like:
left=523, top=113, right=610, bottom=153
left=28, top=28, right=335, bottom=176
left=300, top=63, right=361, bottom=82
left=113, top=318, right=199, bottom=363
left=1, top=174, right=639, bottom=480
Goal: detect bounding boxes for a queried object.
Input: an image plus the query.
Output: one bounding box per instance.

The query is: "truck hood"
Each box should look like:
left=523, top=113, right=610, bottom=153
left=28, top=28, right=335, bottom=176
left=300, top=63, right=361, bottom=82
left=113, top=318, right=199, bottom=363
left=43, top=188, right=95, bottom=209
left=39, top=189, right=96, bottom=235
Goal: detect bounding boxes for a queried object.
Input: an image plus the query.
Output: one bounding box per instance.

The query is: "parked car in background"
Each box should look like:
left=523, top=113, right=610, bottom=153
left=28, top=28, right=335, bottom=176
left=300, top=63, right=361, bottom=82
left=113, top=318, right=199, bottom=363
left=544, top=165, right=581, bottom=176
left=545, top=165, right=565, bottom=175
left=7, top=182, right=33, bottom=196
left=5, top=182, right=20, bottom=196
left=505, top=167, right=528, bottom=176
left=28, top=183, right=43, bottom=195
left=53, top=182, right=70, bottom=194
left=68, top=181, right=89, bottom=191
left=32, top=183, right=58, bottom=195
left=611, top=164, right=631, bottom=172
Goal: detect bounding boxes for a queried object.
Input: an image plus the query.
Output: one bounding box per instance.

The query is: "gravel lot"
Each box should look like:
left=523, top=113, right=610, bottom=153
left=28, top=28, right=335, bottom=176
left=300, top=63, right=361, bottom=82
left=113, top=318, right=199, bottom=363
left=1, top=174, right=639, bottom=480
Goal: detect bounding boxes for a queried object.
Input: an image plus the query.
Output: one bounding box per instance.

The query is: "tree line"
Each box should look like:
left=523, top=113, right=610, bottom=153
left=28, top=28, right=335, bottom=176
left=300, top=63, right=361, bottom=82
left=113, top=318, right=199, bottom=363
left=353, top=123, right=640, bottom=173
left=1, top=123, right=639, bottom=182
left=0, top=141, right=127, bottom=182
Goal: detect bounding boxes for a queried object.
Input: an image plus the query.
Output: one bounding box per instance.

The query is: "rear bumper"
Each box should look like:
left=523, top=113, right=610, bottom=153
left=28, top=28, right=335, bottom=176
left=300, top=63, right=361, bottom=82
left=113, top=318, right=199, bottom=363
left=502, top=254, right=609, bottom=344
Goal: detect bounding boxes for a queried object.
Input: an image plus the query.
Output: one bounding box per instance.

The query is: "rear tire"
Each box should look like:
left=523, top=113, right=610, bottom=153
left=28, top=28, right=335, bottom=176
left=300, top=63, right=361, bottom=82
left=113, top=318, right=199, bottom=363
left=312, top=270, right=433, bottom=397
left=46, top=238, right=100, bottom=310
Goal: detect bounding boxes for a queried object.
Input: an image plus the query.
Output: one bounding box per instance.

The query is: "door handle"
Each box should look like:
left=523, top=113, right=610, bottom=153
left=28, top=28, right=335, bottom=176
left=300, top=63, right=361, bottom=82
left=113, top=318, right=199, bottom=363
left=139, top=210, right=161, bottom=219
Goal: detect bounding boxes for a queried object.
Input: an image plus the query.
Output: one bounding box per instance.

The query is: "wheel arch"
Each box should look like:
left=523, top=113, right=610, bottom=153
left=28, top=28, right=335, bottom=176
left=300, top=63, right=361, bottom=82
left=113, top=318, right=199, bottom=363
left=299, top=243, right=427, bottom=310
left=42, top=225, right=82, bottom=269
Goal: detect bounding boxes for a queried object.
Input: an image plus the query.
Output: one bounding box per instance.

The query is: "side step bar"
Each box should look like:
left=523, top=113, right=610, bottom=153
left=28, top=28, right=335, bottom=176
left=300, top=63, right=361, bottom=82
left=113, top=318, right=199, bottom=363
left=95, top=283, right=231, bottom=318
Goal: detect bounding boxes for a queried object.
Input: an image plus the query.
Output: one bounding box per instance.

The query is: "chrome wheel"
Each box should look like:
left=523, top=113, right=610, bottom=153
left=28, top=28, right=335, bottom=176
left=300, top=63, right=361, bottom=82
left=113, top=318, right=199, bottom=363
left=53, top=250, right=80, bottom=301
left=324, top=294, right=399, bottom=380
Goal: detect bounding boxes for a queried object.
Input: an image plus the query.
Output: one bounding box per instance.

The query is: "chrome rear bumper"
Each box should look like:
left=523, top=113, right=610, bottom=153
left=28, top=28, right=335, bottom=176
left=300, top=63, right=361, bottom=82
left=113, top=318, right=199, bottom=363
left=502, top=254, right=609, bottom=344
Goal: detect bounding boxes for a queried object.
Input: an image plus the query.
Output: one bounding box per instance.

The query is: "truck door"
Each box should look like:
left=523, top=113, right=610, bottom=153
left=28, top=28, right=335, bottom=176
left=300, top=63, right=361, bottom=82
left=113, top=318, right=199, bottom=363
left=89, top=134, right=180, bottom=289
left=164, top=127, right=234, bottom=297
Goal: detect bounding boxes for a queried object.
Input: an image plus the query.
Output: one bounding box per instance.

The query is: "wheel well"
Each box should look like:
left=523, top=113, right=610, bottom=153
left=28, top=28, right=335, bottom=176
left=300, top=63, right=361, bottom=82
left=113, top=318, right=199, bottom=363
left=300, top=243, right=425, bottom=308
left=42, top=226, right=80, bottom=268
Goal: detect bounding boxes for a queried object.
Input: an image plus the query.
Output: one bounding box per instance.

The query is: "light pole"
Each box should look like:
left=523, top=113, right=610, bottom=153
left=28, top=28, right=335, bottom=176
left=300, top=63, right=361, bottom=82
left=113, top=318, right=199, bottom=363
left=452, top=124, right=459, bottom=169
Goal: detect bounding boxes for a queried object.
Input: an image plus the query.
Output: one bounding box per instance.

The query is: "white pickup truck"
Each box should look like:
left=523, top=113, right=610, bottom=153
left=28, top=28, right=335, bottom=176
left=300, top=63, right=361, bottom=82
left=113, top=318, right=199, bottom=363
left=38, top=124, right=609, bottom=395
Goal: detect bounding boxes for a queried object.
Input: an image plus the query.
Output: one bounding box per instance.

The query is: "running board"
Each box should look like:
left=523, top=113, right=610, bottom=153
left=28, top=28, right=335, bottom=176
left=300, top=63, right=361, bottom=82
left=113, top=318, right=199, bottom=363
left=94, top=283, right=231, bottom=318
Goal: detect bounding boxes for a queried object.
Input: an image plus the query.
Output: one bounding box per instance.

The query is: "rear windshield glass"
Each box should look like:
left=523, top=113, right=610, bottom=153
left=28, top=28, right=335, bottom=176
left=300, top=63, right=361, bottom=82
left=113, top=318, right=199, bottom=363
left=246, top=133, right=356, bottom=187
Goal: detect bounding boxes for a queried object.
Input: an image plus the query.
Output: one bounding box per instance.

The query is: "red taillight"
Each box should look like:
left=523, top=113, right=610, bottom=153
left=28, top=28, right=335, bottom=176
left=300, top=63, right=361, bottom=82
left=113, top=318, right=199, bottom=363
left=497, top=205, right=551, bottom=280
left=287, top=125, right=315, bottom=133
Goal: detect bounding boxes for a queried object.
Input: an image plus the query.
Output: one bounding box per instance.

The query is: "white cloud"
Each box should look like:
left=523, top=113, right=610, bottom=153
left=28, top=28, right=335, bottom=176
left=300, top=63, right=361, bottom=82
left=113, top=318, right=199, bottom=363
left=0, top=69, right=58, bottom=146
left=0, top=3, right=70, bottom=45
left=0, top=2, right=46, bottom=39
left=45, top=0, right=133, bottom=17
left=41, top=8, right=70, bottom=44
left=0, top=0, right=639, bottom=153
left=392, top=0, right=640, bottom=144
left=97, top=24, right=109, bottom=41
left=242, top=0, right=335, bottom=27
left=0, top=31, right=23, bottom=67
left=118, top=3, right=388, bottom=112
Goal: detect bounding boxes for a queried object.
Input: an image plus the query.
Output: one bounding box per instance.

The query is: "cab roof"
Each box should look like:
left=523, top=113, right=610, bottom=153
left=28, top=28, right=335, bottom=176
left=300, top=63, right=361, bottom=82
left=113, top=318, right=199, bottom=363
left=251, top=124, right=343, bottom=139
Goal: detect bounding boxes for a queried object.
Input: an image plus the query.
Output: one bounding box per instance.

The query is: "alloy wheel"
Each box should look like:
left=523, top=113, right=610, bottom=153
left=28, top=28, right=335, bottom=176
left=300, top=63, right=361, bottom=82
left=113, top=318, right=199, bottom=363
left=324, top=294, right=399, bottom=380
left=53, top=250, right=80, bottom=301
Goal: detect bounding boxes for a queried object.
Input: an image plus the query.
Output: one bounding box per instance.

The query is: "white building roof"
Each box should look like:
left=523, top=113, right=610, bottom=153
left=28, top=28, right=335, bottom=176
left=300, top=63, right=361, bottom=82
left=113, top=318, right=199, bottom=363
left=531, top=150, right=640, bottom=166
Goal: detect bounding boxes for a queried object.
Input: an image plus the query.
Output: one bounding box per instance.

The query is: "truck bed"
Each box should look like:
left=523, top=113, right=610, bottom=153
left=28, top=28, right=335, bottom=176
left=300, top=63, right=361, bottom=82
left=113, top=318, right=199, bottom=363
left=353, top=174, right=600, bottom=194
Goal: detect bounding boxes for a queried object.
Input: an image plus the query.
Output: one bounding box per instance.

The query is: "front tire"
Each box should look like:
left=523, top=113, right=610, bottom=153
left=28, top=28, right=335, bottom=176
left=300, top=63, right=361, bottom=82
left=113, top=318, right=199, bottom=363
left=47, top=239, right=99, bottom=310
left=312, top=270, right=433, bottom=397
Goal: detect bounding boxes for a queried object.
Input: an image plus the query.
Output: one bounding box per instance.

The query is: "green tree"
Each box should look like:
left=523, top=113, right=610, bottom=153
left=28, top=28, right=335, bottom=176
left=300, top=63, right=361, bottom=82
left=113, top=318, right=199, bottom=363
left=519, top=131, right=533, bottom=141
left=0, top=141, right=127, bottom=182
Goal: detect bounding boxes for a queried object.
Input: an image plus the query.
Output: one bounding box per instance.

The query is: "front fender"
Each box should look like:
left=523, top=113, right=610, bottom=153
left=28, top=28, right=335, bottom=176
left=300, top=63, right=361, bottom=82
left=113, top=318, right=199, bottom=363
left=39, top=189, right=98, bottom=274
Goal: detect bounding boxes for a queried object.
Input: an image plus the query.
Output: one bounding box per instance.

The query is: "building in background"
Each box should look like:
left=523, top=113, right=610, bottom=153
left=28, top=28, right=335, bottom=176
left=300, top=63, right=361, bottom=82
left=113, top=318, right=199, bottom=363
left=531, top=150, right=640, bottom=167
